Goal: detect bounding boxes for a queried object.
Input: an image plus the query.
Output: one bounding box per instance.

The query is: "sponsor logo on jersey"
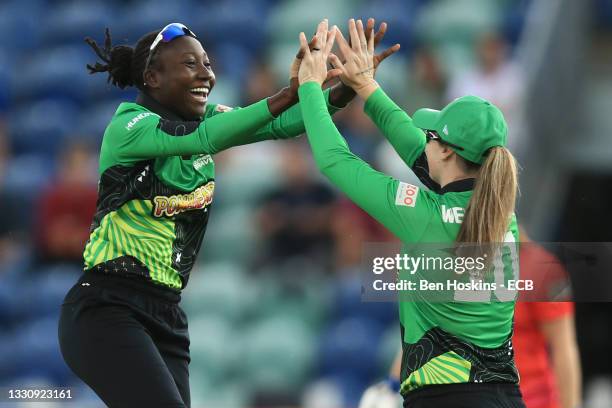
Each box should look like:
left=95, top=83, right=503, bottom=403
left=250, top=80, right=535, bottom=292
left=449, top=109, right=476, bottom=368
left=125, top=112, right=157, bottom=131
left=215, top=104, right=233, bottom=113
left=153, top=181, right=215, bottom=217
left=395, top=182, right=419, bottom=207
left=441, top=205, right=464, bottom=224
left=193, top=154, right=213, bottom=170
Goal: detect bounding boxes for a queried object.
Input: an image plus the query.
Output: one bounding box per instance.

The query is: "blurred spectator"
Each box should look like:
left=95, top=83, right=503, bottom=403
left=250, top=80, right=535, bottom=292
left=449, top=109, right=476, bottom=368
left=34, top=141, right=98, bottom=266
left=256, top=140, right=337, bottom=268
left=243, top=59, right=280, bottom=105
left=446, top=32, right=527, bottom=160
left=0, top=130, right=24, bottom=271
left=402, top=45, right=447, bottom=115
left=332, top=199, right=393, bottom=272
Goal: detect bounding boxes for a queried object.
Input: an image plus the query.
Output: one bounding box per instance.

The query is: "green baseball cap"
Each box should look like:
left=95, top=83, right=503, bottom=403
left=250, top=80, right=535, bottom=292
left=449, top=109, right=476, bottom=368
left=412, top=95, right=507, bottom=164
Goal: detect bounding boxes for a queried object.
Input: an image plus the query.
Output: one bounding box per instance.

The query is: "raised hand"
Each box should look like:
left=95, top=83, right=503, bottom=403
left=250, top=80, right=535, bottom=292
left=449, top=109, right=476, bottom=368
left=364, top=18, right=401, bottom=71
left=329, top=19, right=380, bottom=99
left=297, top=19, right=341, bottom=86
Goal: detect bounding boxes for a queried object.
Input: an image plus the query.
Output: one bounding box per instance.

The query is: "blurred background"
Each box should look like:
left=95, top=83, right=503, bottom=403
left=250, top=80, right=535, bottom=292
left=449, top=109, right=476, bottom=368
left=1, top=0, right=612, bottom=407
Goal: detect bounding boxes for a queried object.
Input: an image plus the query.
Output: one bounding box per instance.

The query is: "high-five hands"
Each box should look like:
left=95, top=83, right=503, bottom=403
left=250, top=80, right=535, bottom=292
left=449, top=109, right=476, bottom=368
left=297, top=19, right=341, bottom=85
left=291, top=18, right=399, bottom=85
left=330, top=19, right=383, bottom=100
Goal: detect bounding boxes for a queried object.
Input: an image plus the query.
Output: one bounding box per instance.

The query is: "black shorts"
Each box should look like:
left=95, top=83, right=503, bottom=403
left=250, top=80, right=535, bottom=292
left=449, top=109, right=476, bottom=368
left=403, top=383, right=526, bottom=408
left=58, top=271, right=190, bottom=408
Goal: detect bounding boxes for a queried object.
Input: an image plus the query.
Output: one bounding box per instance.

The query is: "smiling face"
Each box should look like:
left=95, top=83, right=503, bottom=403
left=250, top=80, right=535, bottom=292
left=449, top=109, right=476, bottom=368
left=144, top=36, right=216, bottom=120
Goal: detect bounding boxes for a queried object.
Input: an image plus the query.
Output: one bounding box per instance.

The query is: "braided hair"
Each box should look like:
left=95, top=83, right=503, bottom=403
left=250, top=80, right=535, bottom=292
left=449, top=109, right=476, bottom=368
left=84, top=28, right=158, bottom=90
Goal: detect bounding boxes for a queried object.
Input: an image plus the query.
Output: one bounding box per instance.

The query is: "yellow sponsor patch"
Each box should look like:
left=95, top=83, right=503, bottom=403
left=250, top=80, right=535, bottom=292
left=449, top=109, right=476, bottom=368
left=153, top=181, right=215, bottom=217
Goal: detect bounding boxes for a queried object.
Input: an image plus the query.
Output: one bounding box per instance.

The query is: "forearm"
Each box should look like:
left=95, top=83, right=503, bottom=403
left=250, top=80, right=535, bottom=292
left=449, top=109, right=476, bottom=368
left=389, top=348, right=402, bottom=380
left=363, top=87, right=427, bottom=167
left=203, top=99, right=273, bottom=153
left=299, top=82, right=356, bottom=176
left=552, top=347, right=582, bottom=408
left=328, top=81, right=356, bottom=108
left=267, top=82, right=298, bottom=117
left=253, top=88, right=342, bottom=141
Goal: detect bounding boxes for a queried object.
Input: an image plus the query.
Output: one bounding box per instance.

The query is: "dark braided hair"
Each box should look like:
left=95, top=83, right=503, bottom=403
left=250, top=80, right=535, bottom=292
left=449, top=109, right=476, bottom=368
left=84, top=28, right=159, bottom=90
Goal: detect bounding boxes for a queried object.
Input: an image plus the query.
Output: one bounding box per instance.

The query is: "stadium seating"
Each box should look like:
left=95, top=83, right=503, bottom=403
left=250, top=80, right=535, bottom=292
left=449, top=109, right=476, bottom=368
left=0, top=1, right=533, bottom=406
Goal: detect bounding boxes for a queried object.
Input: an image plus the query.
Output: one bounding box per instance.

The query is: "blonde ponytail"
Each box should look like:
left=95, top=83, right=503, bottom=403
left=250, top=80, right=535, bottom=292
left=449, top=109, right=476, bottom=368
left=457, top=147, right=518, bottom=245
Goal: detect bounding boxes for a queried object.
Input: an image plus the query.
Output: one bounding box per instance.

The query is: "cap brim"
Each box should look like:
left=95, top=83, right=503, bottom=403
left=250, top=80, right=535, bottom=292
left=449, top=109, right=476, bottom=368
left=412, top=108, right=441, bottom=131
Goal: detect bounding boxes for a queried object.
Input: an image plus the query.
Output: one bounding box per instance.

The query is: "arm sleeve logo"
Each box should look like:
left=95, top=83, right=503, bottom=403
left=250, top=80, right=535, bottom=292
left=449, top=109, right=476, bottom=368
left=395, top=182, right=419, bottom=207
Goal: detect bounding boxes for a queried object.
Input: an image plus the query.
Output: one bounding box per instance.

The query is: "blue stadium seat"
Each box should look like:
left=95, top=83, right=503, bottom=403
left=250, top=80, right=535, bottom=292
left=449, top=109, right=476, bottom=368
left=8, top=317, right=73, bottom=384
left=76, top=99, right=125, bottom=144
left=596, top=0, right=612, bottom=27
left=40, top=1, right=115, bottom=47
left=112, top=0, right=190, bottom=43
left=2, top=153, right=55, bottom=198
left=242, top=314, right=316, bottom=391
left=324, top=373, right=371, bottom=408
left=187, top=0, right=269, bottom=53
left=18, top=266, right=80, bottom=321
left=319, top=317, right=382, bottom=381
left=0, top=49, right=10, bottom=113
left=332, top=276, right=398, bottom=326
left=0, top=3, right=42, bottom=53
left=12, top=45, right=91, bottom=105
left=9, top=99, right=80, bottom=156
left=357, top=0, right=416, bottom=54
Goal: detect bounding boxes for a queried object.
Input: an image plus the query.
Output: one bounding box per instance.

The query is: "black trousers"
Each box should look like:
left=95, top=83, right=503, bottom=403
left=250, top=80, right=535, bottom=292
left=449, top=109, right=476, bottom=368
left=403, top=383, right=526, bottom=408
left=58, top=271, right=190, bottom=408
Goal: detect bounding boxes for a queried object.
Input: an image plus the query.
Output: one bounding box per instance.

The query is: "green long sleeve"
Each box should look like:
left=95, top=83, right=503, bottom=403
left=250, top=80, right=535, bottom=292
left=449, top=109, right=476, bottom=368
left=363, top=87, right=426, bottom=168
left=102, top=98, right=272, bottom=171
left=298, top=82, right=432, bottom=243
left=206, top=89, right=341, bottom=147
left=253, top=89, right=341, bottom=141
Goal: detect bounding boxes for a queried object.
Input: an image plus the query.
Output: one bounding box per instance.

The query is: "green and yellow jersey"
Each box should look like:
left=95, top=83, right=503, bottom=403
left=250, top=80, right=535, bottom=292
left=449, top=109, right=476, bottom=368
left=84, top=91, right=341, bottom=290
left=298, top=82, right=520, bottom=395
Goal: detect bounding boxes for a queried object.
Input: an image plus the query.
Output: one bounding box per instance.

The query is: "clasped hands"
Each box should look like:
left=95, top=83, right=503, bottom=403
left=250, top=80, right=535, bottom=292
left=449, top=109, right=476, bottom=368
left=296, top=18, right=400, bottom=101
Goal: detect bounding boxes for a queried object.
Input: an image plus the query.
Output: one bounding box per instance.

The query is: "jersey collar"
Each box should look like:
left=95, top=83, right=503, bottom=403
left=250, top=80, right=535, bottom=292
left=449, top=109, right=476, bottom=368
left=136, top=92, right=187, bottom=121
left=439, top=178, right=475, bottom=194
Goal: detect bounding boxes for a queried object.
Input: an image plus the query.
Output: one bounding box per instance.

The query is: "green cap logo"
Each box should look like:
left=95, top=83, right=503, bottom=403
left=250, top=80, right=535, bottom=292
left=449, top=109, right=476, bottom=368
left=412, top=96, right=508, bottom=164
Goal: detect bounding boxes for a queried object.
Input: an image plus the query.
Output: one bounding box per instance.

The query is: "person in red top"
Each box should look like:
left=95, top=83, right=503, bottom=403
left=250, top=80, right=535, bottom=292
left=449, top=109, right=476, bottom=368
left=513, top=229, right=582, bottom=408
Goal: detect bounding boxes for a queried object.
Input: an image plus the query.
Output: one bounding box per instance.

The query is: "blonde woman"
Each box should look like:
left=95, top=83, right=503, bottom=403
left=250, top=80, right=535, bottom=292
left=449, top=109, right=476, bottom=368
left=297, top=19, right=525, bottom=408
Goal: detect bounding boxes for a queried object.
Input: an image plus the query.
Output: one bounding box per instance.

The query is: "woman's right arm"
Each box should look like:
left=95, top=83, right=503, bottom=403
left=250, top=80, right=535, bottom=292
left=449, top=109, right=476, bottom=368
left=109, top=98, right=274, bottom=161
left=363, top=87, right=427, bottom=168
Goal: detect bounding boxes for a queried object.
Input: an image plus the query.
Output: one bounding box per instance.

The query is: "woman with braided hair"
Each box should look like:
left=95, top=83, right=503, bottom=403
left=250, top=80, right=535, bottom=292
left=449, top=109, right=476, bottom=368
left=57, top=21, right=398, bottom=407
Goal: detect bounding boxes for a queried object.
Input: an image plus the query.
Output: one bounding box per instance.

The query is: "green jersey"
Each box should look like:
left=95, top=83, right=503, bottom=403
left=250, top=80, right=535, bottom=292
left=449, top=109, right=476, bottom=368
left=298, top=82, right=519, bottom=394
left=83, top=91, right=340, bottom=290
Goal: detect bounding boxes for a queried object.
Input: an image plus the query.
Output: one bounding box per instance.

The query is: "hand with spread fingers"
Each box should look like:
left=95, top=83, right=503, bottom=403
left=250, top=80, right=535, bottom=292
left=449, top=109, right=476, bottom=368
left=297, top=19, right=341, bottom=86
left=363, top=18, right=401, bottom=72
left=331, top=19, right=392, bottom=100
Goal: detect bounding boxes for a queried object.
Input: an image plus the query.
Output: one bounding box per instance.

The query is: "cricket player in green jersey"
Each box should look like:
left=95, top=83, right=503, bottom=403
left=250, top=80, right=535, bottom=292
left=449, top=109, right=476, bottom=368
left=57, top=22, right=398, bottom=408
left=297, top=19, right=525, bottom=408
